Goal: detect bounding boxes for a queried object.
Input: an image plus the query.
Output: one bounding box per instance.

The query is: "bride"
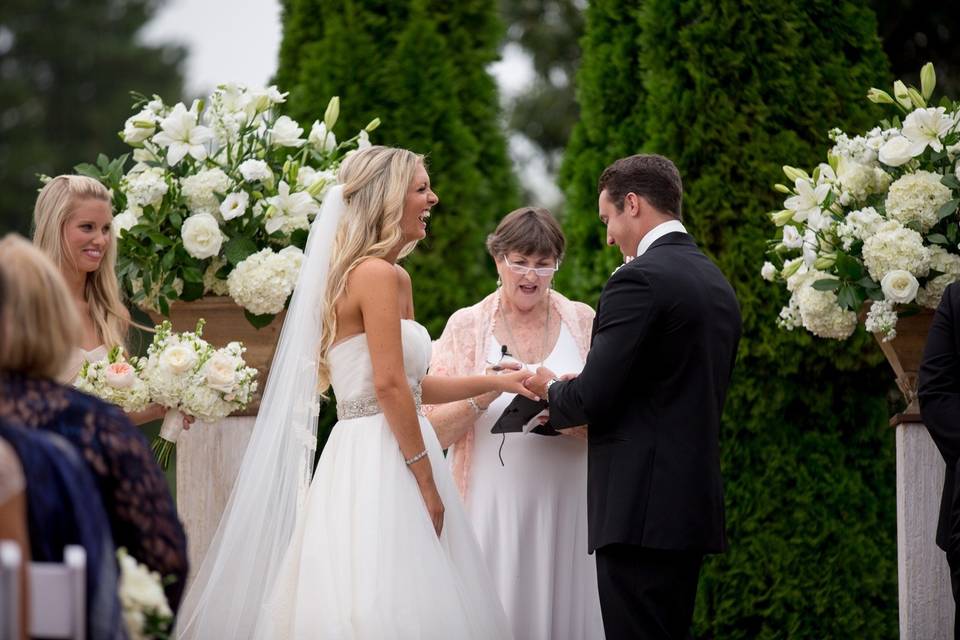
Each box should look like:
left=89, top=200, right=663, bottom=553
left=176, top=146, right=535, bottom=639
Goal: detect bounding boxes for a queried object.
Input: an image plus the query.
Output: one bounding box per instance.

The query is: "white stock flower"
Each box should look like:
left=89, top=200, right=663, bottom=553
left=865, top=299, right=898, bottom=341
left=308, top=121, right=337, bottom=152
left=836, top=206, right=884, bottom=251
left=782, top=225, right=803, bottom=249
left=836, top=157, right=890, bottom=203
left=239, top=159, right=273, bottom=183
left=264, top=181, right=320, bottom=235
left=220, top=192, right=249, bottom=221
left=784, top=179, right=831, bottom=223
left=152, top=102, right=213, bottom=165
left=901, top=107, right=955, bottom=155
left=761, top=262, right=776, bottom=281
left=181, top=213, right=224, bottom=259
left=880, top=269, right=920, bottom=303
left=861, top=220, right=930, bottom=281
left=180, top=168, right=231, bottom=217
left=885, top=170, right=953, bottom=232
left=878, top=136, right=916, bottom=167
left=269, top=115, right=305, bottom=148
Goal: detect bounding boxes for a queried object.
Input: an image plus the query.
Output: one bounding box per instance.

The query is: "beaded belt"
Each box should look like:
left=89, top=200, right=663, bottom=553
left=337, top=383, right=423, bottom=420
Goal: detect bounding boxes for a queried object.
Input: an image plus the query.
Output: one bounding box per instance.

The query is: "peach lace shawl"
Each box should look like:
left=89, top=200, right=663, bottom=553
left=424, top=290, right=595, bottom=500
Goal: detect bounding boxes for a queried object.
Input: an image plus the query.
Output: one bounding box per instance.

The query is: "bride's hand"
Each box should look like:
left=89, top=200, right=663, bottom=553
left=411, top=465, right=445, bottom=536
left=495, top=368, right=540, bottom=401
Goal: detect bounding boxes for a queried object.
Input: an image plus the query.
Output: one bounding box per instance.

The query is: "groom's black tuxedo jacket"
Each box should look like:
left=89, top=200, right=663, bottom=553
left=548, top=232, right=741, bottom=554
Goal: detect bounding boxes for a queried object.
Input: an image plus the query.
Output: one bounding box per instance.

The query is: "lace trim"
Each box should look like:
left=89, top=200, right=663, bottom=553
left=337, top=383, right=423, bottom=420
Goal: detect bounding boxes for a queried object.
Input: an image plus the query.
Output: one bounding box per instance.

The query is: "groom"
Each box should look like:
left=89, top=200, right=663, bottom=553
left=526, top=154, right=741, bottom=639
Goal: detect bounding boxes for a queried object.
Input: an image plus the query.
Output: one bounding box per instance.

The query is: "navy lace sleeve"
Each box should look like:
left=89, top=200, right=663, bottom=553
left=0, top=373, right=189, bottom=610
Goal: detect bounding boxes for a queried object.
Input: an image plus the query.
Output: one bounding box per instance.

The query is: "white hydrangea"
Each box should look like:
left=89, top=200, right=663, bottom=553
left=180, top=168, right=231, bottom=217
left=862, top=220, right=930, bottom=281
left=836, top=206, right=884, bottom=251
left=227, top=246, right=304, bottom=315
left=794, top=275, right=858, bottom=340
left=885, top=170, right=953, bottom=232
left=836, top=157, right=891, bottom=204
left=203, top=257, right=230, bottom=296
left=864, top=299, right=898, bottom=342
left=917, top=245, right=960, bottom=308
left=124, top=167, right=168, bottom=209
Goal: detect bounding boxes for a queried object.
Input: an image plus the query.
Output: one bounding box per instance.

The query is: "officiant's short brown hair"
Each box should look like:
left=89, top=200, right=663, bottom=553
left=599, top=154, right=683, bottom=220
left=486, top=207, right=565, bottom=262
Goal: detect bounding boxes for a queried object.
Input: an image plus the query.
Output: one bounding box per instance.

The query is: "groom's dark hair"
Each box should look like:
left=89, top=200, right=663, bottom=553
left=598, top=154, right=683, bottom=220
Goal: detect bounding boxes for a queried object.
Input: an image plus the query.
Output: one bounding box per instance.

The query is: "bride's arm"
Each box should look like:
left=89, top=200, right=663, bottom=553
left=421, top=368, right=537, bottom=405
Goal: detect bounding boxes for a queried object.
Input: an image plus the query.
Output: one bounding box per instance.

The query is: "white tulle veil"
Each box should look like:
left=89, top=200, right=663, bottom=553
left=174, top=186, right=346, bottom=639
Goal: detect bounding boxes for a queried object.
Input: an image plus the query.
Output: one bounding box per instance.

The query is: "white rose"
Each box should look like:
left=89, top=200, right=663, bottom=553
left=761, top=262, right=776, bottom=281
left=239, top=159, right=272, bottom=183
left=878, top=136, right=916, bottom=167
left=220, top=192, right=249, bottom=221
left=104, top=362, right=137, bottom=389
left=881, top=269, right=920, bottom=303
left=202, top=351, right=240, bottom=393
left=112, top=209, right=140, bottom=237
left=269, top=115, right=305, bottom=148
left=181, top=213, right=224, bottom=259
left=159, top=344, right=198, bottom=375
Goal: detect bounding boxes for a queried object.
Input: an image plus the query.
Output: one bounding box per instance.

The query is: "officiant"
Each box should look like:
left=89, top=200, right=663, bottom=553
left=424, top=206, right=604, bottom=640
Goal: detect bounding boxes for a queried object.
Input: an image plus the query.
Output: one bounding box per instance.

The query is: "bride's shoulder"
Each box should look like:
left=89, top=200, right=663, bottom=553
left=351, top=257, right=397, bottom=282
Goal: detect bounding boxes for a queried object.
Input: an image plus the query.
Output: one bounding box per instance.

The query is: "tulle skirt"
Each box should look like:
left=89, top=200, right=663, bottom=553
left=255, top=414, right=512, bottom=639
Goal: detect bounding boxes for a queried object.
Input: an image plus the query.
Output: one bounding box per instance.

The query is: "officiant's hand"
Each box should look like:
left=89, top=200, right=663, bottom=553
left=524, top=366, right=558, bottom=399
left=495, top=368, right=541, bottom=401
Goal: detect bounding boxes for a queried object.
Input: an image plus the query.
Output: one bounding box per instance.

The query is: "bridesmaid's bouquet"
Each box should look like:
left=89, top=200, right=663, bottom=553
left=74, top=346, right=151, bottom=413
left=141, top=319, right=258, bottom=467
left=117, top=547, right=173, bottom=640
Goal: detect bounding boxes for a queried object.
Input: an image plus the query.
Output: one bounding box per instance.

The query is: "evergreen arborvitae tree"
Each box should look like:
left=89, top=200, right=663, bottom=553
left=0, top=0, right=185, bottom=234
left=561, top=1, right=897, bottom=637
left=276, top=0, right=518, bottom=335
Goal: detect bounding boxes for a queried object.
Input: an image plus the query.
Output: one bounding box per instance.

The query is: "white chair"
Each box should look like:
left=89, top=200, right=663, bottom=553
left=0, top=540, right=22, bottom=640
left=29, top=545, right=86, bottom=640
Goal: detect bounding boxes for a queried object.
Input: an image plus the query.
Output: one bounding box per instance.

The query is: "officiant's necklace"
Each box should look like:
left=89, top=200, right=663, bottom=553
left=498, top=290, right=551, bottom=368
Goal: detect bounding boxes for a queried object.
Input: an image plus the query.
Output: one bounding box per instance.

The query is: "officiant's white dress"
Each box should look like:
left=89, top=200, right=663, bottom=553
left=256, top=319, right=512, bottom=639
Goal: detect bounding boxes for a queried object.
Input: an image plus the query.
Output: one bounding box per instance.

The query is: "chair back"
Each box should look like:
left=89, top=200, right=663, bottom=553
left=29, top=545, right=86, bottom=640
left=0, top=540, right=21, bottom=640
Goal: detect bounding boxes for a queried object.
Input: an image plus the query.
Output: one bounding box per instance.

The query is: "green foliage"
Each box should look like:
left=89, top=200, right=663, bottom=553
left=561, top=0, right=898, bottom=636
left=277, top=0, right=518, bottom=337
left=0, top=0, right=185, bottom=235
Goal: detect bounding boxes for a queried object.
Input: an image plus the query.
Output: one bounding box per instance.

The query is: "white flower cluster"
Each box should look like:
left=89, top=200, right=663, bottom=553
left=141, top=322, right=209, bottom=409
left=836, top=206, right=884, bottom=251
left=180, top=168, right=231, bottom=217
left=227, top=246, right=304, bottom=315
left=918, top=246, right=960, bottom=308
left=73, top=347, right=150, bottom=413
left=885, top=170, right=953, bottom=232
left=124, top=167, right=168, bottom=210
left=117, top=548, right=172, bottom=640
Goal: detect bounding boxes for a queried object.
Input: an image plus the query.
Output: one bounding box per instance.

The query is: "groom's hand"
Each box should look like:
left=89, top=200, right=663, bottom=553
left=524, top=366, right=558, bottom=399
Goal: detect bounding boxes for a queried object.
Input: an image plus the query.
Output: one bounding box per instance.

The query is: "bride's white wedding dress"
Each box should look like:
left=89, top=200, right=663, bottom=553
left=255, top=319, right=512, bottom=639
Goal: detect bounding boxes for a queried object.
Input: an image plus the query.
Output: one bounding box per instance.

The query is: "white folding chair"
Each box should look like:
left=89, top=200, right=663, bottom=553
left=0, top=540, right=22, bottom=640
left=29, top=545, right=86, bottom=640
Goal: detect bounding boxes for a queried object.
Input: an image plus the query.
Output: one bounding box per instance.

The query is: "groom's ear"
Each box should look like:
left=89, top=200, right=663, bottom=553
left=623, top=192, right=643, bottom=218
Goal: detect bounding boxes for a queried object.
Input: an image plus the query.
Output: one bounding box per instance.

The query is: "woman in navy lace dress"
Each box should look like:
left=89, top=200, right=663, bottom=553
left=0, top=234, right=188, bottom=610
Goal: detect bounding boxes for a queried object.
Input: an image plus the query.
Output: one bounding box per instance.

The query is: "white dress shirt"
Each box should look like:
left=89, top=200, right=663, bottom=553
left=635, top=219, right=688, bottom=258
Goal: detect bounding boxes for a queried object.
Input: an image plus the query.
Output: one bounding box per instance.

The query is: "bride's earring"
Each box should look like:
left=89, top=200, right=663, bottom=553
left=496, top=277, right=501, bottom=287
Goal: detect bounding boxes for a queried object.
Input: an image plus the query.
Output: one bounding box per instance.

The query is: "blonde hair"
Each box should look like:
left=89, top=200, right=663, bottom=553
left=32, top=175, right=128, bottom=350
left=317, top=146, right=423, bottom=393
left=0, top=234, right=83, bottom=379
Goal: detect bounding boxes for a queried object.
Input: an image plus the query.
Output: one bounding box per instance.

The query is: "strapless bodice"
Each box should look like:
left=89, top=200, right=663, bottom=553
left=328, top=319, right=431, bottom=404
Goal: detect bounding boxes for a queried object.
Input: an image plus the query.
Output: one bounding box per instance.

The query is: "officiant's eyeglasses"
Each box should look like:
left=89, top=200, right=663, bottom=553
left=501, top=255, right=559, bottom=277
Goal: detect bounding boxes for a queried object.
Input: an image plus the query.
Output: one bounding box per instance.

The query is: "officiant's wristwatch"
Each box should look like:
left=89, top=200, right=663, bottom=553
left=545, top=377, right=559, bottom=398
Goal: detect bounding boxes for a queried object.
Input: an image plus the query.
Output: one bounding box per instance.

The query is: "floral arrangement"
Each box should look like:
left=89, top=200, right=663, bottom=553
left=140, top=320, right=258, bottom=467
left=117, top=548, right=173, bottom=640
left=763, top=63, right=960, bottom=342
left=73, top=346, right=151, bottom=412
left=75, top=84, right=377, bottom=326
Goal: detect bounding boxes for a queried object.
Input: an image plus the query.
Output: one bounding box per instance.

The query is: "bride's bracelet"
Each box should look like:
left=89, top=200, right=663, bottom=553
left=404, top=448, right=428, bottom=466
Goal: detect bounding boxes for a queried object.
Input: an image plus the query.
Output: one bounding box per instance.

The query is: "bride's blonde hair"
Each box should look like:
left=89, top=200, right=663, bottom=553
left=317, top=146, right=423, bottom=394
left=32, top=175, right=129, bottom=351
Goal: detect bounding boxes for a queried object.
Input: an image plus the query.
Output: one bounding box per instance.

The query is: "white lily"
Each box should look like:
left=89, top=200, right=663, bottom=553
left=901, top=107, right=955, bottom=155
left=308, top=121, right=337, bottom=152
left=784, top=179, right=830, bottom=223
left=264, top=181, right=320, bottom=234
left=152, top=103, right=213, bottom=166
